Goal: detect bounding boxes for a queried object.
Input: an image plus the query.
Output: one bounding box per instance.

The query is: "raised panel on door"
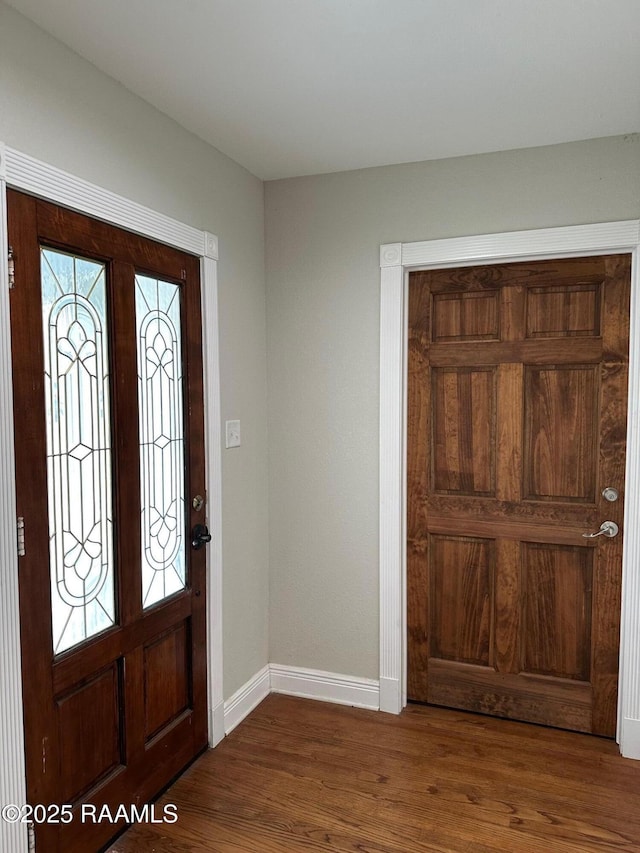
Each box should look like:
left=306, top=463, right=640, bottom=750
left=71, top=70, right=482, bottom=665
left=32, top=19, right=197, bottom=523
left=520, top=542, right=593, bottom=681
left=429, top=534, right=494, bottom=666
left=525, top=281, right=602, bottom=338
left=56, top=664, right=123, bottom=803
left=431, top=368, right=496, bottom=496
left=144, top=623, right=191, bottom=741
left=432, top=290, right=501, bottom=341
left=523, top=365, right=599, bottom=502
left=8, top=191, right=209, bottom=853
left=408, top=254, right=630, bottom=737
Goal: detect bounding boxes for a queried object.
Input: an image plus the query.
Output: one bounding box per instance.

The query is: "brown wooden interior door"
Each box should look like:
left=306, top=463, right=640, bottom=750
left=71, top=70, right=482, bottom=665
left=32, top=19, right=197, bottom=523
left=407, top=255, right=630, bottom=737
left=8, top=191, right=208, bottom=853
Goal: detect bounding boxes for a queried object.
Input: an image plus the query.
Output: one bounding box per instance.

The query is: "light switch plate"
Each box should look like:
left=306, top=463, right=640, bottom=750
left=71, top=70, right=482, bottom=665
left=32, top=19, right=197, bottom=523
left=225, top=419, right=241, bottom=448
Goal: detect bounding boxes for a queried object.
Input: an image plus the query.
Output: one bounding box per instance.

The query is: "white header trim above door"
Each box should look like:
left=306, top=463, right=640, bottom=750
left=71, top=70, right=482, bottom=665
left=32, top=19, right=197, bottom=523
left=0, top=144, right=224, bottom=853
left=1, top=145, right=217, bottom=259
left=379, top=221, right=640, bottom=759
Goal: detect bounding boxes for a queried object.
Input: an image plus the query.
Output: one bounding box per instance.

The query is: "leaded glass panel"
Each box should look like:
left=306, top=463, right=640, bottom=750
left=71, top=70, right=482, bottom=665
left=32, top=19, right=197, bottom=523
left=41, top=247, right=115, bottom=654
left=135, top=275, right=186, bottom=608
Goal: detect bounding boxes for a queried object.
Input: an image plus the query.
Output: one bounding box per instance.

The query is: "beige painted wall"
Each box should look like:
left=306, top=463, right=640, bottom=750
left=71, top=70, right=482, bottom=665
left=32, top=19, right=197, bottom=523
left=265, top=134, right=640, bottom=679
left=0, top=2, right=269, bottom=698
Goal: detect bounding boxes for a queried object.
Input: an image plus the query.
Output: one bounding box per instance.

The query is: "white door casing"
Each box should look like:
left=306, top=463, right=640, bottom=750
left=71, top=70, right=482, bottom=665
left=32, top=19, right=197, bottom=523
left=0, top=143, right=224, bottom=853
left=379, top=224, right=640, bottom=760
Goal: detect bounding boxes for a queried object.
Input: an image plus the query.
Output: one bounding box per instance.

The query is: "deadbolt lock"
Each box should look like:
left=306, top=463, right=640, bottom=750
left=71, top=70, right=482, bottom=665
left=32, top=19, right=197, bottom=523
left=602, top=487, right=619, bottom=502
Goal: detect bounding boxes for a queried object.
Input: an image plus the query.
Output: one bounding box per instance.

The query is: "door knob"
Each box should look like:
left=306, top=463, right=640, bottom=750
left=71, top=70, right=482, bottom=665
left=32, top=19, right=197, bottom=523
left=582, top=521, right=619, bottom=539
left=191, top=523, right=212, bottom=550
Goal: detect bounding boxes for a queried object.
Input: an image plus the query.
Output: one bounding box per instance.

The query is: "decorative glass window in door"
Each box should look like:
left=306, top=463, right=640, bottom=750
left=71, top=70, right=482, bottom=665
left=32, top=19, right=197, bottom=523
left=135, top=274, right=186, bottom=608
left=41, top=248, right=115, bottom=654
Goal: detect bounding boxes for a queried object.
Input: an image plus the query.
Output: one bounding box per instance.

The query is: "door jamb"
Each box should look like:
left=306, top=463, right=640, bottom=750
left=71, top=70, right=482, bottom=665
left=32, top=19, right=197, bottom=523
left=378, top=222, right=640, bottom=759
left=0, top=143, right=224, bottom=853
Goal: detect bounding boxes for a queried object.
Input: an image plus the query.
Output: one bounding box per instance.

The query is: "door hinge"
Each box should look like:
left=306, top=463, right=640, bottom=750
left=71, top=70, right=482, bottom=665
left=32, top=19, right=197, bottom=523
left=8, top=245, right=15, bottom=289
left=17, top=516, right=25, bottom=557
left=27, top=819, right=35, bottom=852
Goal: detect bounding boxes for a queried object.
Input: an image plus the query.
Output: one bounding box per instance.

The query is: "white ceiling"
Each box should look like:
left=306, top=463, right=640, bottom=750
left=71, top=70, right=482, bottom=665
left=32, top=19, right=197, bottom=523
left=6, top=0, right=640, bottom=180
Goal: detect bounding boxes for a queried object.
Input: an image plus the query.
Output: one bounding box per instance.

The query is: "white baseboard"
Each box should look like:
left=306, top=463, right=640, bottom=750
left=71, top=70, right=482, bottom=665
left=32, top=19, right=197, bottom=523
left=209, top=700, right=225, bottom=747
left=221, top=668, right=640, bottom=762
left=223, top=664, right=271, bottom=734
left=379, top=676, right=403, bottom=714
left=620, top=717, right=640, bottom=760
left=270, top=664, right=380, bottom=710
left=220, top=664, right=381, bottom=739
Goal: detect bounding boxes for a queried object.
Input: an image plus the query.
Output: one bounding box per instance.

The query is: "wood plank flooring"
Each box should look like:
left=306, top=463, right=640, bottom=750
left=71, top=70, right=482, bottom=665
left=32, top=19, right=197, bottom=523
left=107, top=694, right=640, bottom=852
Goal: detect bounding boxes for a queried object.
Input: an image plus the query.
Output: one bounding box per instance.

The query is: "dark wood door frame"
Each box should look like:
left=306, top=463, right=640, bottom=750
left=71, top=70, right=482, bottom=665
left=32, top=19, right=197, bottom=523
left=378, top=227, right=640, bottom=760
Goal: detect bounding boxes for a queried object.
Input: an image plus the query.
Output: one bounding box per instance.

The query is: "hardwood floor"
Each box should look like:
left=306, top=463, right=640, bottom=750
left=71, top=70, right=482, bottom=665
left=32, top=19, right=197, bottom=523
left=108, top=694, right=640, bottom=852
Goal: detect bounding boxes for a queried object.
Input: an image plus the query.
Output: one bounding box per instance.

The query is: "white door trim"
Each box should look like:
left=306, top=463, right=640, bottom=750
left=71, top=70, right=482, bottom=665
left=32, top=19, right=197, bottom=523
left=0, top=144, right=224, bottom=852
left=379, top=221, right=640, bottom=759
